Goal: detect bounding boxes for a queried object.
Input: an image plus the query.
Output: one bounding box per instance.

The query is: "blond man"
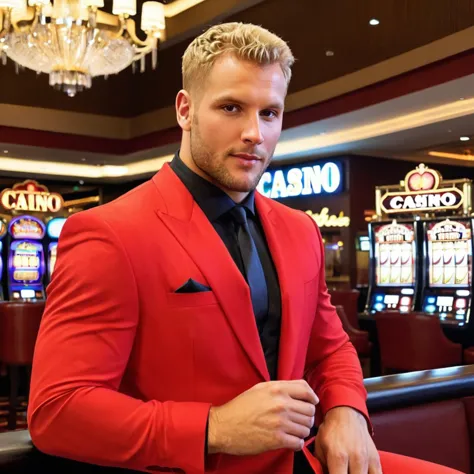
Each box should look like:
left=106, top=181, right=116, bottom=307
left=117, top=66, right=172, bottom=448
left=28, top=23, right=462, bottom=474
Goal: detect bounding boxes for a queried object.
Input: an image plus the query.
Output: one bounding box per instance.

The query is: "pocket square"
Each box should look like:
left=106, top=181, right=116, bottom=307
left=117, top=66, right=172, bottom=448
left=174, top=278, right=211, bottom=293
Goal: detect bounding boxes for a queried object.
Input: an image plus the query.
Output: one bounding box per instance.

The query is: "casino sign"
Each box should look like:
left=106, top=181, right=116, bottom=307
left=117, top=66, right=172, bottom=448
left=0, top=180, right=64, bottom=214
left=378, top=164, right=467, bottom=215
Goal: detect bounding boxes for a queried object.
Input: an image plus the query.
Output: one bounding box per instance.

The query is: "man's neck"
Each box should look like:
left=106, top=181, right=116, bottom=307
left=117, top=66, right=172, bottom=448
left=178, top=150, right=250, bottom=203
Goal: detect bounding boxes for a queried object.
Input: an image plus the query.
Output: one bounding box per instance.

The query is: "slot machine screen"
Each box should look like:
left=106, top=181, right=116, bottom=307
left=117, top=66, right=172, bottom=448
left=46, top=218, right=66, bottom=240
left=10, top=241, right=43, bottom=283
left=427, top=220, right=472, bottom=288
left=373, top=222, right=416, bottom=287
left=48, top=242, right=58, bottom=278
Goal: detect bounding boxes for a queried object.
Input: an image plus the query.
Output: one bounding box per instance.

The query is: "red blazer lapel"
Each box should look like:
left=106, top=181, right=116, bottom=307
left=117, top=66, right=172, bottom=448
left=152, top=164, right=270, bottom=381
left=256, top=193, right=306, bottom=381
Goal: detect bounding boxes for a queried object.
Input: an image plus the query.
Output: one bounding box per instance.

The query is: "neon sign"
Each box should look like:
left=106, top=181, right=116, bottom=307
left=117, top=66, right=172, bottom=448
left=379, top=164, right=465, bottom=214
left=0, top=180, right=63, bottom=213
left=257, top=161, right=343, bottom=199
left=305, top=208, right=350, bottom=228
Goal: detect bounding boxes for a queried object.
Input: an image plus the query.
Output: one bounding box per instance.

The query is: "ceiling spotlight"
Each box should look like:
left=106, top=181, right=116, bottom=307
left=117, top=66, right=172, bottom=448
left=325, top=50, right=335, bottom=57
left=460, top=136, right=470, bottom=141
left=3, top=150, right=7, bottom=154
left=369, top=18, right=380, bottom=26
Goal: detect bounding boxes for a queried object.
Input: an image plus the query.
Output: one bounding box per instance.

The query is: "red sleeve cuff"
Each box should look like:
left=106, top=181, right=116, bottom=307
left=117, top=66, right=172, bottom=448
left=160, top=401, right=212, bottom=473
left=318, top=388, right=373, bottom=436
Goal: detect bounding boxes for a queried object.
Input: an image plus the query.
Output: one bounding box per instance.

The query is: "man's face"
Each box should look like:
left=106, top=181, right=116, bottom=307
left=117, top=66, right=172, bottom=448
left=189, top=54, right=287, bottom=199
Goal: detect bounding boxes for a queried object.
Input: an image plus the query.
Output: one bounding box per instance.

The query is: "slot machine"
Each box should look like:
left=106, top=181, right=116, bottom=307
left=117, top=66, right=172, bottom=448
left=420, top=218, right=473, bottom=331
left=0, top=219, right=7, bottom=300
left=7, top=215, right=46, bottom=301
left=366, top=219, right=421, bottom=314
left=45, top=217, right=67, bottom=282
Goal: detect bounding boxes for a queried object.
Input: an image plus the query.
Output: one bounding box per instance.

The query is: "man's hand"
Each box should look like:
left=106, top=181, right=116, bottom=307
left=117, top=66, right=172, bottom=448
left=207, top=380, right=319, bottom=456
left=314, top=406, right=382, bottom=474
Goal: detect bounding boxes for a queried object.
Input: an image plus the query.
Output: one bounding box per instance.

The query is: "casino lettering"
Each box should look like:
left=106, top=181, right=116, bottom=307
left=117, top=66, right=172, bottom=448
left=381, top=189, right=464, bottom=214
left=0, top=190, right=63, bottom=213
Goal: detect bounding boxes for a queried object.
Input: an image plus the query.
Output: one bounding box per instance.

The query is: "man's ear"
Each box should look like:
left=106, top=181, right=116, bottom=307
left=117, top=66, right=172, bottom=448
left=176, top=89, right=192, bottom=132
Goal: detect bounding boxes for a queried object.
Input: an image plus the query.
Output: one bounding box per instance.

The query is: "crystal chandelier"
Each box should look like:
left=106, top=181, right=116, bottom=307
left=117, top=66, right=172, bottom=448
left=0, top=0, right=165, bottom=96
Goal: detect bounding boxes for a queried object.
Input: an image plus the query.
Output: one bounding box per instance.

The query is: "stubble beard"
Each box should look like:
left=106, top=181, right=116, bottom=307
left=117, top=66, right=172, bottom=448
left=189, top=118, right=271, bottom=194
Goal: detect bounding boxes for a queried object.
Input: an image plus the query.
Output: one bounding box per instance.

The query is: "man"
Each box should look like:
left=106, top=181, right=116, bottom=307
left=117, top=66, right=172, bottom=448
left=28, top=23, right=462, bottom=474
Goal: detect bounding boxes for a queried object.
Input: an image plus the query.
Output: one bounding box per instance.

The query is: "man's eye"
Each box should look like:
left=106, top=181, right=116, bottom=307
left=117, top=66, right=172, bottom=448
left=261, top=110, right=277, bottom=118
left=222, top=105, right=240, bottom=113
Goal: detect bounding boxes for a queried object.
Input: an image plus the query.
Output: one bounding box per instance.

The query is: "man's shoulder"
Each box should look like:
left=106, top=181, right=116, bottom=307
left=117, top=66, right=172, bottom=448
left=69, top=178, right=159, bottom=229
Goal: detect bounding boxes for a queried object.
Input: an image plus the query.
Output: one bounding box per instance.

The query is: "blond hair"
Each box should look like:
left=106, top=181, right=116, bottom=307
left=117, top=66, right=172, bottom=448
left=182, top=22, right=294, bottom=93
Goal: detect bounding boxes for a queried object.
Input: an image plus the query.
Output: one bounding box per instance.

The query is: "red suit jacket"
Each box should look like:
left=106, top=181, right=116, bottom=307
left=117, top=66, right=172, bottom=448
left=28, top=163, right=368, bottom=473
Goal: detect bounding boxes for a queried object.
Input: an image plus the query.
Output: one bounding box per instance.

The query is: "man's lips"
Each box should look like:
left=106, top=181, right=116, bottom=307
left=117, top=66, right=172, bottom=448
left=231, top=153, right=261, bottom=161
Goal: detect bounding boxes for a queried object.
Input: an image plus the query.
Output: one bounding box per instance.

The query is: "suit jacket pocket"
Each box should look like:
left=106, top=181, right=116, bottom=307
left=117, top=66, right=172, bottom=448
left=167, top=290, right=218, bottom=308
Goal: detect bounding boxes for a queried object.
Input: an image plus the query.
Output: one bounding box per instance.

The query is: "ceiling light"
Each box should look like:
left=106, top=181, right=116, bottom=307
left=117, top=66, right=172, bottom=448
left=0, top=0, right=166, bottom=97
left=429, top=151, right=474, bottom=161
left=3, top=150, right=8, bottom=154
left=275, top=98, right=474, bottom=159
left=460, top=136, right=470, bottom=141
left=325, top=50, right=334, bottom=57
left=369, top=18, right=380, bottom=26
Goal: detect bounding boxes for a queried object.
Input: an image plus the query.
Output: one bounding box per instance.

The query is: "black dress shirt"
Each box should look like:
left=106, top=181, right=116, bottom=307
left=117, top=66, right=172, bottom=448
left=170, top=153, right=282, bottom=380
left=170, top=153, right=313, bottom=473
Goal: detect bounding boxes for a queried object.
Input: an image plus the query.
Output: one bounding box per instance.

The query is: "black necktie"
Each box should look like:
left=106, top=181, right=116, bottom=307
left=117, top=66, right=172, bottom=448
left=231, top=206, right=268, bottom=321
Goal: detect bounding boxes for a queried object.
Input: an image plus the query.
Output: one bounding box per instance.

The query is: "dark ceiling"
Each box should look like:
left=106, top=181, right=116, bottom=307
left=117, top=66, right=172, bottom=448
left=2, top=0, right=474, bottom=118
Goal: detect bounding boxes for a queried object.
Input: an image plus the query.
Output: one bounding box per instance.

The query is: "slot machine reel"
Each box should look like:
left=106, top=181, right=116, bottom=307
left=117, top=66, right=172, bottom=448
left=389, top=244, right=401, bottom=265
left=400, top=243, right=412, bottom=265
left=443, top=267, right=455, bottom=285
left=431, top=241, right=443, bottom=265
left=454, top=241, right=468, bottom=265
left=379, top=244, right=389, bottom=265
left=442, top=241, right=454, bottom=265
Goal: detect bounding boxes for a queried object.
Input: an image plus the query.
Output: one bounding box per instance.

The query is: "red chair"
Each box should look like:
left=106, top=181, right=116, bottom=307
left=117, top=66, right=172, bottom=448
left=375, top=311, right=462, bottom=374
left=334, top=305, right=372, bottom=357
left=0, top=302, right=45, bottom=430
left=329, top=289, right=361, bottom=330
left=330, top=290, right=372, bottom=357
left=464, top=346, right=474, bottom=364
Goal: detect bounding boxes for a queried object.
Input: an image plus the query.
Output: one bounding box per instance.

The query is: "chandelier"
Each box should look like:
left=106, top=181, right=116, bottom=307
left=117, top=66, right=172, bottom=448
left=0, top=0, right=165, bottom=96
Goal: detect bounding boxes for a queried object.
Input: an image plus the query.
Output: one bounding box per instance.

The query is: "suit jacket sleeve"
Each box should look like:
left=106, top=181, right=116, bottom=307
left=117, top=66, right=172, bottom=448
left=27, top=211, right=211, bottom=473
left=303, top=217, right=372, bottom=432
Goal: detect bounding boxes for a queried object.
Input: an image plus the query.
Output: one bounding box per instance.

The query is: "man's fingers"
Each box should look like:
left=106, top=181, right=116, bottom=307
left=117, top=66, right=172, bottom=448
left=368, top=454, right=383, bottom=474
left=280, top=380, right=319, bottom=405
left=326, top=450, right=349, bottom=474
left=285, top=421, right=311, bottom=440
left=289, top=399, right=316, bottom=417
left=279, top=433, right=305, bottom=452
left=288, top=410, right=314, bottom=429
left=348, top=451, right=368, bottom=474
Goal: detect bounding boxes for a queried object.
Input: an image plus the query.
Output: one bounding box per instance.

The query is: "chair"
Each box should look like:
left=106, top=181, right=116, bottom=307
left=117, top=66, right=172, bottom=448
left=375, top=311, right=462, bottom=374
left=0, top=302, right=45, bottom=430
left=335, top=304, right=372, bottom=377
left=329, top=289, right=361, bottom=330
left=334, top=305, right=372, bottom=357
left=330, top=289, right=372, bottom=357
left=464, top=347, right=474, bottom=365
